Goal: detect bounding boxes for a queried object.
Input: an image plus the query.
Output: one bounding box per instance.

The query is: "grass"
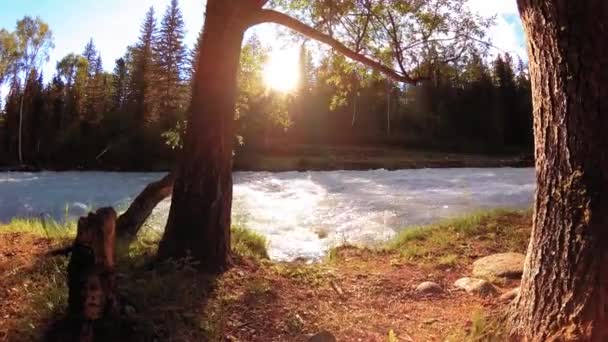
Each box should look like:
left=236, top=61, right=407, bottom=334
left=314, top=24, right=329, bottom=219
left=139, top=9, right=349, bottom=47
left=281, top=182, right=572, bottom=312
left=385, top=208, right=531, bottom=267
left=0, top=218, right=269, bottom=341
left=271, top=263, right=335, bottom=287
left=232, top=224, right=269, bottom=260
left=0, top=217, right=76, bottom=240
left=233, top=144, right=532, bottom=171
left=446, top=310, right=507, bottom=342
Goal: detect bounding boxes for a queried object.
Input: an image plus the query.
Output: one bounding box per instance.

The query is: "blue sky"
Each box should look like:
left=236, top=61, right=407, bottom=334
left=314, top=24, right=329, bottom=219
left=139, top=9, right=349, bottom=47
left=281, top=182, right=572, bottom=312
left=1, top=0, right=526, bottom=96
left=0, top=0, right=205, bottom=79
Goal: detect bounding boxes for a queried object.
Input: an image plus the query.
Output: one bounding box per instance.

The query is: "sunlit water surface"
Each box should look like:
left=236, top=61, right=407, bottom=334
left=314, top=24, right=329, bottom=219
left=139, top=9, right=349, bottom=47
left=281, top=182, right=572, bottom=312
left=0, top=169, right=535, bottom=260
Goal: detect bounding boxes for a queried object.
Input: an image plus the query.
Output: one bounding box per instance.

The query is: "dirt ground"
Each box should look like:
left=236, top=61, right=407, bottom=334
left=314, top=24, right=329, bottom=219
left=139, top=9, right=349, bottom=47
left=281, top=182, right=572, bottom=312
left=0, top=222, right=527, bottom=342
left=215, top=247, right=519, bottom=341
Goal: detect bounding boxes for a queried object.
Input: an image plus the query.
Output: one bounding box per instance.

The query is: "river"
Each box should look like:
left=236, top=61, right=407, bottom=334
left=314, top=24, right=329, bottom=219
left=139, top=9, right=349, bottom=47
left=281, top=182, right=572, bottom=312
left=0, top=168, right=535, bottom=260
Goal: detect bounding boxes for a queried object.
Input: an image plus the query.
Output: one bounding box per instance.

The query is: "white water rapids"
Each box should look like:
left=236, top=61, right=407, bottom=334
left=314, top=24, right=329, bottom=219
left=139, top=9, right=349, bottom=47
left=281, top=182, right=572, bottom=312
left=0, top=168, right=535, bottom=260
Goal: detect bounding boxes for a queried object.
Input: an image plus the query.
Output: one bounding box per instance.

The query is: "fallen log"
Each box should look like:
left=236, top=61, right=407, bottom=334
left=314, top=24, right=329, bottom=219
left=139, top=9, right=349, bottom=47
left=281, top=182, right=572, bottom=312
left=116, top=172, right=174, bottom=241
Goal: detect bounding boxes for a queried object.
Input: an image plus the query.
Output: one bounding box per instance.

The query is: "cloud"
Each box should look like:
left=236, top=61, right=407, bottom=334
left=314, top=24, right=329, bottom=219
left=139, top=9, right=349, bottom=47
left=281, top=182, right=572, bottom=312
left=467, top=0, right=519, bottom=17
left=467, top=0, right=528, bottom=60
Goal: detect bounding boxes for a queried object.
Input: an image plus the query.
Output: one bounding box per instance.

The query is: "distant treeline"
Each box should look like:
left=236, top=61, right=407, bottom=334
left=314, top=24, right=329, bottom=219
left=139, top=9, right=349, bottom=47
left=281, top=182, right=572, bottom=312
left=0, top=1, right=532, bottom=170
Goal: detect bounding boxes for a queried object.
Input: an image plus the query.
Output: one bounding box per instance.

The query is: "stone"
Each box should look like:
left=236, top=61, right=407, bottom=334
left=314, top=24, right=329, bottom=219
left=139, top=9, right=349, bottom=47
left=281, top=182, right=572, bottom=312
left=500, top=287, right=520, bottom=302
left=415, top=281, right=443, bottom=294
left=308, top=330, right=336, bottom=342
left=454, top=277, right=498, bottom=297
left=472, top=252, right=526, bottom=279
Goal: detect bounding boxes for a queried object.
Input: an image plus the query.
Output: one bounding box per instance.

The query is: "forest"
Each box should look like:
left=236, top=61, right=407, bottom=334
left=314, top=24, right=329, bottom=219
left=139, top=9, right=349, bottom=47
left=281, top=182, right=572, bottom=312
left=0, top=0, right=532, bottom=170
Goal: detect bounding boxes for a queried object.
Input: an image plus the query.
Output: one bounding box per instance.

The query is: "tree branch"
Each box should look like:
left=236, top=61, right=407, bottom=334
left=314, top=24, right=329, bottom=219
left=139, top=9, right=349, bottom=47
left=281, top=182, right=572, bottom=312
left=249, top=9, right=425, bottom=84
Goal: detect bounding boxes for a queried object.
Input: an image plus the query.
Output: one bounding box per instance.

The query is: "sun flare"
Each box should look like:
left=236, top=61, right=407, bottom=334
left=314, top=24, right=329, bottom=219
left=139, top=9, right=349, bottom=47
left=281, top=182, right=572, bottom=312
left=263, top=47, right=300, bottom=93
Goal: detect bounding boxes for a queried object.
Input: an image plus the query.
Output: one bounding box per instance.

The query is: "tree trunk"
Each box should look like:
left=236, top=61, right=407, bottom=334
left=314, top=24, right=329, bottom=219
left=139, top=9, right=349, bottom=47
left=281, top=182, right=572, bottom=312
left=157, top=0, right=259, bottom=273
left=511, top=1, right=608, bottom=341
left=351, top=91, right=357, bottom=127
left=116, top=172, right=174, bottom=241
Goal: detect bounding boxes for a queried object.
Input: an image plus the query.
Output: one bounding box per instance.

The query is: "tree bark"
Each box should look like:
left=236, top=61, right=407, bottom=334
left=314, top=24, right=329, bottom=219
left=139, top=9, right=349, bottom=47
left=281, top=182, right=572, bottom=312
left=157, top=0, right=259, bottom=273
left=67, top=207, right=120, bottom=342
left=511, top=1, right=608, bottom=341
left=116, top=172, right=174, bottom=241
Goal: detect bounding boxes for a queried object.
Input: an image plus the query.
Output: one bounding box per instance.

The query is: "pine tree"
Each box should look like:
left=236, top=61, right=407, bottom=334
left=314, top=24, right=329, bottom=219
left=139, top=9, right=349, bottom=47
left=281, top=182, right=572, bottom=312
left=189, top=29, right=203, bottom=80
left=83, top=38, right=98, bottom=76
left=129, top=7, right=158, bottom=125
left=47, top=75, right=65, bottom=131
left=155, top=0, right=188, bottom=117
left=513, top=57, right=533, bottom=147
left=5, top=77, right=22, bottom=158
left=83, top=49, right=107, bottom=123
left=492, top=53, right=518, bottom=147
left=112, top=57, right=129, bottom=111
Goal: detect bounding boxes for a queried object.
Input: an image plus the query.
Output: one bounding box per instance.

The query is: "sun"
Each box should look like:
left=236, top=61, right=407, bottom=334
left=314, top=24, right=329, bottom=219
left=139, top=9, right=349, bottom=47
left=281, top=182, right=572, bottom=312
left=263, top=47, right=300, bottom=93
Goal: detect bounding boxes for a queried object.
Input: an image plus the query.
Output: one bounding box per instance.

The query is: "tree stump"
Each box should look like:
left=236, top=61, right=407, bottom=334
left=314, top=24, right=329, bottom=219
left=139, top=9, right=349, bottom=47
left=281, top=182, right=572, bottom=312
left=66, top=207, right=120, bottom=342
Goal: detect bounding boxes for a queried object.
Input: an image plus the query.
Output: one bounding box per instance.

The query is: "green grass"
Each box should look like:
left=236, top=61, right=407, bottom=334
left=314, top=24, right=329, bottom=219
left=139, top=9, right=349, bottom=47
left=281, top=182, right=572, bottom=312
left=232, top=224, right=269, bottom=260
left=0, top=217, right=76, bottom=239
left=1, top=218, right=269, bottom=261
left=0, top=218, right=269, bottom=341
left=386, top=208, right=531, bottom=266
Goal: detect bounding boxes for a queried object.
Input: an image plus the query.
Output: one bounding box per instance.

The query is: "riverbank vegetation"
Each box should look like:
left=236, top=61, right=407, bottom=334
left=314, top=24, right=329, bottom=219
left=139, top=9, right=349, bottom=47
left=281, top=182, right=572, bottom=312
left=0, top=209, right=529, bottom=341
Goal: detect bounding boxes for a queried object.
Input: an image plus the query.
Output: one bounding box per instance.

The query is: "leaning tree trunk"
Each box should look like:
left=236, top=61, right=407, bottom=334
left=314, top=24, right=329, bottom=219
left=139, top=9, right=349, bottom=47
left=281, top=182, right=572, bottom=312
left=511, top=1, right=608, bottom=341
left=157, top=0, right=260, bottom=273
left=116, top=172, right=174, bottom=241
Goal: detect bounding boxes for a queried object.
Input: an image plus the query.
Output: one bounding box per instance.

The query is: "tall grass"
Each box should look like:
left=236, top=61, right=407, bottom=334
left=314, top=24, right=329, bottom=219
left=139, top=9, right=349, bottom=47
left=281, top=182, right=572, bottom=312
left=0, top=217, right=76, bottom=240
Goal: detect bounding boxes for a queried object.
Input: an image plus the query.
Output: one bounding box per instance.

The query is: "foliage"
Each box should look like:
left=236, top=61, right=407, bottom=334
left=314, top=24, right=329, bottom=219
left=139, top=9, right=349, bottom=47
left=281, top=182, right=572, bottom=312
left=0, top=2, right=532, bottom=168
left=0, top=29, right=19, bottom=84
left=270, top=0, right=493, bottom=83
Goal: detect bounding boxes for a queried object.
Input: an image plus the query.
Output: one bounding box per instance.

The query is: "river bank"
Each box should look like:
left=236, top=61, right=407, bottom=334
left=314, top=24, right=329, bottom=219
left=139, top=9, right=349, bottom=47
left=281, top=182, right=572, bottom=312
left=0, top=209, right=528, bottom=341
left=0, top=168, right=535, bottom=260
left=0, top=145, right=534, bottom=172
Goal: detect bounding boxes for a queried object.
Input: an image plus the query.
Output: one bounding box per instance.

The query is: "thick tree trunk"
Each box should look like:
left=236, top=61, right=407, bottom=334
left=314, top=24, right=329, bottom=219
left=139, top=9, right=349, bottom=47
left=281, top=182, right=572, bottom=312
left=511, top=1, right=608, bottom=341
left=116, top=172, right=174, bottom=240
left=157, top=0, right=259, bottom=273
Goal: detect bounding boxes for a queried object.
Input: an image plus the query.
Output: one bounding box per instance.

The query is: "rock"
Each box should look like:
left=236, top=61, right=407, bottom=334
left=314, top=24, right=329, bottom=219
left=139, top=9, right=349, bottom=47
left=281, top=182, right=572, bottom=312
left=472, top=252, right=526, bottom=279
left=308, top=330, right=336, bottom=342
left=415, top=281, right=443, bottom=294
left=500, top=287, right=520, bottom=302
left=423, top=318, right=440, bottom=325
left=453, top=277, right=498, bottom=297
